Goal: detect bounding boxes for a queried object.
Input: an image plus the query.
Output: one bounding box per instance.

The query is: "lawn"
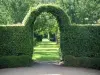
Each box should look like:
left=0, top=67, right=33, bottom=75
left=32, top=39, right=60, bottom=61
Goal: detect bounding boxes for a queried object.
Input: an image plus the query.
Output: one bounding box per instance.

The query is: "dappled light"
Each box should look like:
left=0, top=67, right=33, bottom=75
left=32, top=39, right=60, bottom=61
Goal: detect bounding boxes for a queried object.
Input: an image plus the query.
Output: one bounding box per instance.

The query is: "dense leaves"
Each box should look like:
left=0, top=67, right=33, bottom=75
left=0, top=55, right=32, bottom=68
left=0, top=26, right=33, bottom=56
left=34, top=13, right=58, bottom=36
left=0, top=0, right=100, bottom=24
left=58, top=0, right=100, bottom=24
left=64, top=55, right=100, bottom=69
left=0, top=0, right=100, bottom=69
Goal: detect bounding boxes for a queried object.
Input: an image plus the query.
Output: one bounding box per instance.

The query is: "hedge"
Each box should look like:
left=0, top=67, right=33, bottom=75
left=0, top=55, right=32, bottom=68
left=22, top=4, right=71, bottom=59
left=23, top=4, right=100, bottom=58
left=0, top=4, right=100, bottom=68
left=0, top=25, right=33, bottom=56
left=62, top=25, right=100, bottom=58
left=64, top=55, right=100, bottom=69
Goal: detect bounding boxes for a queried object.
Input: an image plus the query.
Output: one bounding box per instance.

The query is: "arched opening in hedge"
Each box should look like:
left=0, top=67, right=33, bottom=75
left=22, top=4, right=71, bottom=60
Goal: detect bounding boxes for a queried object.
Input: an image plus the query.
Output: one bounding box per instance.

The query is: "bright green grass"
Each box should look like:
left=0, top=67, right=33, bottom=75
left=32, top=39, right=60, bottom=61
left=33, top=52, right=60, bottom=61
left=35, top=45, right=59, bottom=48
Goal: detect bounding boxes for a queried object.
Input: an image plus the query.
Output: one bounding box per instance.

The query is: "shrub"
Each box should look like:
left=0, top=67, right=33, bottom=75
left=0, top=26, right=33, bottom=56
left=77, top=57, right=92, bottom=67
left=63, top=55, right=79, bottom=67
left=0, top=55, right=32, bottom=68
left=0, top=4, right=100, bottom=68
left=64, top=55, right=100, bottom=69
left=77, top=57, right=100, bottom=69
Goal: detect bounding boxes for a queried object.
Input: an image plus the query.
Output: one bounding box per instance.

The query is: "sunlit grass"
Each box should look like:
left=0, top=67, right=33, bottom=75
left=35, top=45, right=59, bottom=48
left=32, top=39, right=60, bottom=61
left=32, top=52, right=60, bottom=61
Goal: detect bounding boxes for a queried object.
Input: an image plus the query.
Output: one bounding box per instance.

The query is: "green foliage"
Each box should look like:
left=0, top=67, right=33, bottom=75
left=32, top=40, right=60, bottom=61
left=0, top=0, right=58, bottom=24
left=0, top=25, right=33, bottom=56
left=0, top=0, right=29, bottom=24
left=23, top=4, right=71, bottom=29
left=0, top=55, right=32, bottom=68
left=63, top=55, right=79, bottom=66
left=62, top=24, right=100, bottom=58
left=0, top=0, right=100, bottom=24
left=77, top=57, right=100, bottom=69
left=23, top=4, right=100, bottom=60
left=34, top=12, right=58, bottom=36
left=0, top=4, right=100, bottom=69
left=64, top=55, right=100, bottom=69
left=58, top=0, right=100, bottom=24
left=23, top=4, right=71, bottom=60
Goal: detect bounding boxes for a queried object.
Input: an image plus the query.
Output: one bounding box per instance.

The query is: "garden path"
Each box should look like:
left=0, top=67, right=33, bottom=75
left=0, top=61, right=100, bottom=75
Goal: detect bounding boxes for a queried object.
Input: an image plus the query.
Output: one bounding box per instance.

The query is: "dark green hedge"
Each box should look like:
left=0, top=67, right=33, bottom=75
left=61, top=25, right=100, bottom=58
left=0, top=25, right=33, bottom=68
left=0, top=55, right=32, bottom=68
left=23, top=4, right=100, bottom=59
left=0, top=25, right=33, bottom=56
left=0, top=4, right=100, bottom=68
left=64, top=55, right=100, bottom=69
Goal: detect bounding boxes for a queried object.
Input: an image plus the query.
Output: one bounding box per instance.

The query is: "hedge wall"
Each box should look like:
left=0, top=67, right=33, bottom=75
left=64, top=55, right=100, bottom=69
left=0, top=55, right=32, bottom=68
left=22, top=4, right=100, bottom=58
left=0, top=4, right=100, bottom=68
left=61, top=24, right=100, bottom=58
left=0, top=25, right=33, bottom=56
left=22, top=4, right=71, bottom=59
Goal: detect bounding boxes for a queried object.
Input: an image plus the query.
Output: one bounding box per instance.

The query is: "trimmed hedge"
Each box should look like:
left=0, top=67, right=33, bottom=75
left=0, top=55, right=32, bottom=68
left=64, top=55, right=100, bottom=69
left=62, top=25, right=100, bottom=58
left=0, top=25, right=33, bottom=68
left=22, top=4, right=71, bottom=59
left=0, top=4, right=100, bottom=68
left=23, top=4, right=100, bottom=59
left=0, top=25, right=33, bottom=56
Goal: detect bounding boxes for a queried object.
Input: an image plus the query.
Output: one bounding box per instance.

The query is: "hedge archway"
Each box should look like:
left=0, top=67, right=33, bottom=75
left=0, top=4, right=100, bottom=68
left=22, top=4, right=71, bottom=59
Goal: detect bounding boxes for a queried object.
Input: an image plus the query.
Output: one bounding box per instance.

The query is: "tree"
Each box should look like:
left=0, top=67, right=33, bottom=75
left=0, top=0, right=41, bottom=24
left=33, top=12, right=59, bottom=40
left=58, top=0, right=100, bottom=24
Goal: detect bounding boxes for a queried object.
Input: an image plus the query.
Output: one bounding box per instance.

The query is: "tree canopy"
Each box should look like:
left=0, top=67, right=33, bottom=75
left=0, top=0, right=100, bottom=24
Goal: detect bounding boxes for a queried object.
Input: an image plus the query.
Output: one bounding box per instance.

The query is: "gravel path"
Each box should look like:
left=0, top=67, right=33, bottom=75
left=0, top=62, right=100, bottom=75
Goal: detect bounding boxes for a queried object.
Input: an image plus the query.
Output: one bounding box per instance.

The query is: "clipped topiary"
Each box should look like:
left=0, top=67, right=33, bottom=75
left=22, top=4, right=71, bottom=59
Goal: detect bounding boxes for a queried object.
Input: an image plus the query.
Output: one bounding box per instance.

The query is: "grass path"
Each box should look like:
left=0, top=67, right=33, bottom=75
left=32, top=39, right=60, bottom=61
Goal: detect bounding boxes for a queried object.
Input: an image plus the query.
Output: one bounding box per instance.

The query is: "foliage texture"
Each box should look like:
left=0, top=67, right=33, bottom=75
left=0, top=4, right=100, bottom=68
